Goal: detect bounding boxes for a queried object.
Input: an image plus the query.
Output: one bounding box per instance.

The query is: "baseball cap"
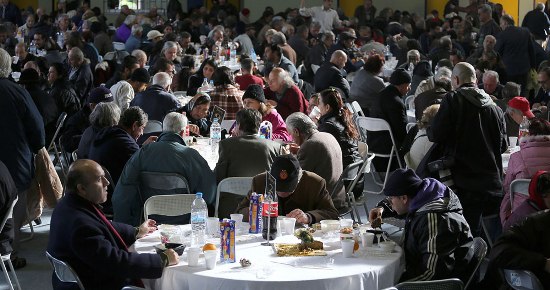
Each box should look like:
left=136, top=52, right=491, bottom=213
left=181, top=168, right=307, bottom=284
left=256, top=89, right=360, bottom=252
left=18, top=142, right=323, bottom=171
left=147, top=30, right=164, bottom=40
left=270, top=155, right=301, bottom=193
left=88, top=86, right=113, bottom=104
left=508, top=96, right=535, bottom=119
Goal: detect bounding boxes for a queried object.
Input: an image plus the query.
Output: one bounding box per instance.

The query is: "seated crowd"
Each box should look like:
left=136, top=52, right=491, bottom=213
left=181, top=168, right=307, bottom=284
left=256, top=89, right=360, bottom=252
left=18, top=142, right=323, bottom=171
left=3, top=0, right=550, bottom=288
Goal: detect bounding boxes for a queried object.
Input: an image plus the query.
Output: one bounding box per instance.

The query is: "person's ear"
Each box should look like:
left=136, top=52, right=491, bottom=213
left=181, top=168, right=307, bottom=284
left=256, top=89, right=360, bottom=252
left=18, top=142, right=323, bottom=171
left=293, top=128, right=300, bottom=136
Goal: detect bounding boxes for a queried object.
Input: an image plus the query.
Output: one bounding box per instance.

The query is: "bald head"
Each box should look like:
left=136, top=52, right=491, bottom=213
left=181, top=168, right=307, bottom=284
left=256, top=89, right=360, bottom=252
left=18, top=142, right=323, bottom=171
left=66, top=159, right=109, bottom=204
left=330, top=50, right=347, bottom=69
left=452, top=62, right=476, bottom=89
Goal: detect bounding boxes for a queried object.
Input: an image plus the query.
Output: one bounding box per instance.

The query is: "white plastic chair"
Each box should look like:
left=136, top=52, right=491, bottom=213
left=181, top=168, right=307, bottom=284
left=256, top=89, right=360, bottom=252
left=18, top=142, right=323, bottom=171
left=45, top=251, right=84, bottom=290
left=214, top=177, right=253, bottom=217
left=0, top=196, right=22, bottom=290
left=404, top=95, right=415, bottom=110
left=143, top=120, right=163, bottom=134
left=503, top=269, right=544, bottom=290
left=143, top=194, right=196, bottom=222
left=509, top=179, right=530, bottom=212
left=395, top=278, right=464, bottom=290
left=356, top=116, right=404, bottom=194
left=221, top=120, right=235, bottom=132
left=112, top=41, right=126, bottom=51
left=406, top=122, right=416, bottom=133
left=350, top=101, right=365, bottom=117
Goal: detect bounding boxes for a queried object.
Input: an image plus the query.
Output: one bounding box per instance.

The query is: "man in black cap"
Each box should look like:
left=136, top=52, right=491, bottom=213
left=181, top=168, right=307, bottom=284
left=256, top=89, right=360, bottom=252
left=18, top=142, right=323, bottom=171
left=61, top=86, right=114, bottom=153
left=236, top=154, right=339, bottom=224
left=369, top=168, right=472, bottom=282
left=368, top=68, right=411, bottom=171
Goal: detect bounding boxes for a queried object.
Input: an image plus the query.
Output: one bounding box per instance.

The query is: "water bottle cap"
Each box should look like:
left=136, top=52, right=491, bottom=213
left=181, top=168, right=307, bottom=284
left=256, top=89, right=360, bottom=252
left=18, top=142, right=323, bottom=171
left=196, top=192, right=203, bottom=198
left=213, top=118, right=218, bottom=123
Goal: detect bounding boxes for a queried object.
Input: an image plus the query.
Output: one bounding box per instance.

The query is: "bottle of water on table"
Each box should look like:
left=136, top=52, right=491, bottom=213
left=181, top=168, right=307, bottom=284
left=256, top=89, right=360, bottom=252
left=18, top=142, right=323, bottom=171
left=210, top=118, right=222, bottom=153
left=191, top=192, right=208, bottom=247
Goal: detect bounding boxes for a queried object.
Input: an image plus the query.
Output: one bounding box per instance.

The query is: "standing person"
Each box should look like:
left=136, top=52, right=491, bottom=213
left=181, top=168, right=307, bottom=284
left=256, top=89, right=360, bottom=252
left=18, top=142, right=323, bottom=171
left=67, top=47, right=94, bottom=105
left=369, top=169, right=473, bottom=282
left=299, top=0, right=345, bottom=33
left=427, top=62, right=507, bottom=234
left=48, top=159, right=179, bottom=289
left=496, top=14, right=535, bottom=97
left=0, top=48, right=44, bottom=267
left=521, top=3, right=550, bottom=44
left=354, top=0, right=377, bottom=27
left=0, top=161, right=18, bottom=267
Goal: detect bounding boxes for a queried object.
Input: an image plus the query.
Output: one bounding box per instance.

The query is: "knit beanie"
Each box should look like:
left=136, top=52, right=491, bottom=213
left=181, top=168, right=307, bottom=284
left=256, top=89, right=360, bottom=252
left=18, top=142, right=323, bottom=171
left=242, top=84, right=267, bottom=103
left=384, top=168, right=424, bottom=197
left=390, top=68, right=412, bottom=86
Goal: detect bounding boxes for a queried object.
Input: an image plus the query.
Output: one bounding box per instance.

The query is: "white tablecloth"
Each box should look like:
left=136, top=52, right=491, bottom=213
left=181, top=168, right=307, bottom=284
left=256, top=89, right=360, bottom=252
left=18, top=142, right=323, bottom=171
left=189, top=141, right=218, bottom=170
left=134, top=226, right=404, bottom=290
left=502, top=146, right=520, bottom=173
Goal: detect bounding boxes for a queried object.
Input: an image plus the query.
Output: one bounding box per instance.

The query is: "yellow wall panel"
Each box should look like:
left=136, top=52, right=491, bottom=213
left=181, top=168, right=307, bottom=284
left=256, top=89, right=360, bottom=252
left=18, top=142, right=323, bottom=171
left=340, top=0, right=363, bottom=19
left=16, top=0, right=38, bottom=11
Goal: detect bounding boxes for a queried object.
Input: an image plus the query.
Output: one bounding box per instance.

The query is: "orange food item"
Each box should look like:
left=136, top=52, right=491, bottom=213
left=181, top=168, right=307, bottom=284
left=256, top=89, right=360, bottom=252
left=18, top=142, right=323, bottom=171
left=353, top=240, right=359, bottom=252
left=203, top=243, right=217, bottom=251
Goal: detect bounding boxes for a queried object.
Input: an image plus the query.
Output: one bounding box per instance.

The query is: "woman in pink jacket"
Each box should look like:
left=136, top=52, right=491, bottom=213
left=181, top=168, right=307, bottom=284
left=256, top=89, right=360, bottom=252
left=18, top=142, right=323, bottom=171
left=500, top=118, right=550, bottom=225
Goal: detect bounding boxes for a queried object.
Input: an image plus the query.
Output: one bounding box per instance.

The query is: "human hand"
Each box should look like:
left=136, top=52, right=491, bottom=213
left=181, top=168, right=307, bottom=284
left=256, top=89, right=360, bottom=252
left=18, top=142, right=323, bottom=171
left=137, top=219, right=157, bottom=238
left=143, top=136, right=158, bottom=145
left=288, top=143, right=300, bottom=154
left=369, top=207, right=384, bottom=228
left=287, top=209, right=310, bottom=224
left=188, top=124, right=200, bottom=135
left=164, top=249, right=180, bottom=266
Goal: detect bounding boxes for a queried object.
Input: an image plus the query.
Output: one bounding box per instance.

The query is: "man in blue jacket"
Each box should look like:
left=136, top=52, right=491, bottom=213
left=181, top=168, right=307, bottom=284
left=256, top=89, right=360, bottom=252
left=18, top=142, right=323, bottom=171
left=369, top=169, right=473, bottom=282
left=113, top=112, right=216, bottom=226
left=48, top=159, right=179, bottom=290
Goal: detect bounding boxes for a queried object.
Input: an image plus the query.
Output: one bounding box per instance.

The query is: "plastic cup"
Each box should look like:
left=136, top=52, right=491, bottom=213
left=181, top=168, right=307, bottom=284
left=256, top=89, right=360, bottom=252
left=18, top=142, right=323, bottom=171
left=309, top=106, right=321, bottom=119
left=204, top=250, right=217, bottom=270
left=206, top=217, right=219, bottom=238
left=187, top=247, right=201, bottom=267
left=277, top=217, right=285, bottom=236
left=341, top=240, right=355, bottom=258
left=508, top=136, right=518, bottom=148
left=361, top=232, right=375, bottom=248
left=283, top=217, right=296, bottom=236
left=339, top=218, right=353, bottom=228
left=230, top=214, right=243, bottom=222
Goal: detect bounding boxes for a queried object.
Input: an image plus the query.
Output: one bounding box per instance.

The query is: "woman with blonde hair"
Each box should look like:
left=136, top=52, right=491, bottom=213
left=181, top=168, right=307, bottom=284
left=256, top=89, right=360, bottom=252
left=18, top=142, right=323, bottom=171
left=405, top=104, right=440, bottom=170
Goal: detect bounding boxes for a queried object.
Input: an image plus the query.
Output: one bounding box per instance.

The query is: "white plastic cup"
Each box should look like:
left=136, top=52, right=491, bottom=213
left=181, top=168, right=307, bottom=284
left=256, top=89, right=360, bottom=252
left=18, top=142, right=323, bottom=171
left=204, top=250, right=217, bottom=270
left=187, top=247, right=201, bottom=267
left=230, top=214, right=243, bottom=222
left=309, top=106, right=321, bottom=120
left=508, top=136, right=518, bottom=147
left=283, top=217, right=296, bottom=236
left=361, top=232, right=375, bottom=248
left=341, top=240, right=355, bottom=258
left=206, top=217, right=219, bottom=238
left=339, top=218, right=353, bottom=228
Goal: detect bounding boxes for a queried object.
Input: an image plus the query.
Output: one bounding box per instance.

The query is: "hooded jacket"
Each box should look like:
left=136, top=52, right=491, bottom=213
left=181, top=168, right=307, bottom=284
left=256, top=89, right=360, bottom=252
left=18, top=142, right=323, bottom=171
left=401, top=178, right=473, bottom=282
left=428, top=84, right=507, bottom=195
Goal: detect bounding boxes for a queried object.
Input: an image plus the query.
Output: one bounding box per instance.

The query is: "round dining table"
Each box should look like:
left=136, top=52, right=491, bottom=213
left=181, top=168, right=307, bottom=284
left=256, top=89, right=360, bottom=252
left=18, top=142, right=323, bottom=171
left=132, top=224, right=404, bottom=290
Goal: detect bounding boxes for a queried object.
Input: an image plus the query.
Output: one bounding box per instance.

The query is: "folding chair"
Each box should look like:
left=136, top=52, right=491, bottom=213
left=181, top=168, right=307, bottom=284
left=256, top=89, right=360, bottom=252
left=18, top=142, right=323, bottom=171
left=140, top=172, right=191, bottom=224
left=221, top=120, right=235, bottom=132
left=395, top=278, right=464, bottom=290
left=356, top=116, right=404, bottom=194
left=214, top=177, right=253, bottom=217
left=502, top=269, right=544, bottom=290
left=350, top=101, right=365, bottom=117
left=0, top=196, right=22, bottom=290
left=45, top=251, right=84, bottom=290
left=509, top=179, right=530, bottom=212
left=143, top=194, right=196, bottom=222
left=406, top=122, right=416, bottom=133
left=48, top=113, right=68, bottom=173
left=143, top=120, right=163, bottom=134
left=330, top=160, right=367, bottom=223
left=404, top=95, right=415, bottom=110
left=464, top=237, right=488, bottom=289
left=112, top=41, right=126, bottom=51
left=121, top=287, right=146, bottom=290
left=480, top=214, right=502, bottom=248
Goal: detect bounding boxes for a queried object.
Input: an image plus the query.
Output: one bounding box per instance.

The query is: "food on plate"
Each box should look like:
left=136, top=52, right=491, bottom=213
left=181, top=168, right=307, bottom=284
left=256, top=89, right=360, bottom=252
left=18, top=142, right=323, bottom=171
left=340, top=227, right=353, bottom=234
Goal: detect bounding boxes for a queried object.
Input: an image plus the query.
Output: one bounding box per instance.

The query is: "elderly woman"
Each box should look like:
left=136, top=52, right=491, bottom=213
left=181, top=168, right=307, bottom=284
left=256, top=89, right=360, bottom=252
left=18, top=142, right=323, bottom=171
left=349, top=54, right=386, bottom=115
left=177, top=93, right=212, bottom=136
left=188, top=58, right=217, bottom=96
left=265, top=67, right=309, bottom=120
left=405, top=104, right=440, bottom=170
left=152, top=41, right=181, bottom=74
left=242, top=84, right=291, bottom=141
left=209, top=66, right=244, bottom=120
left=500, top=118, right=550, bottom=225
left=77, top=102, right=121, bottom=159
left=47, top=62, right=81, bottom=117
left=316, top=88, right=361, bottom=169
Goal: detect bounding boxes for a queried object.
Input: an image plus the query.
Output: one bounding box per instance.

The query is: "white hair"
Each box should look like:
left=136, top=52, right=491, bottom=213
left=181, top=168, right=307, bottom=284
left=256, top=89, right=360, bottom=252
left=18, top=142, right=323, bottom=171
left=162, top=41, right=178, bottom=54
left=124, top=14, right=137, bottom=26
left=483, top=70, right=500, bottom=83
left=0, top=48, right=12, bottom=78
left=435, top=67, right=452, bottom=81
left=274, top=68, right=294, bottom=86
left=163, top=112, right=187, bottom=133
left=286, top=112, right=318, bottom=137
left=89, top=102, right=121, bottom=127
left=152, top=72, right=172, bottom=88
left=131, top=24, right=143, bottom=36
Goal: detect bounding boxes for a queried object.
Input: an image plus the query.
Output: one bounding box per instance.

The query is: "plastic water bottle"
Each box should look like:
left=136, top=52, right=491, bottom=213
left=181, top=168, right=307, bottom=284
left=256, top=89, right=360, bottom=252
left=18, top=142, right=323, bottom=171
left=251, top=49, right=258, bottom=63
left=209, top=80, right=214, bottom=90
left=519, top=117, right=530, bottom=138
left=199, top=78, right=209, bottom=93
left=407, top=62, right=414, bottom=76
left=29, top=40, right=37, bottom=55
left=230, top=43, right=237, bottom=64
left=191, top=192, right=208, bottom=247
left=210, top=118, right=222, bottom=153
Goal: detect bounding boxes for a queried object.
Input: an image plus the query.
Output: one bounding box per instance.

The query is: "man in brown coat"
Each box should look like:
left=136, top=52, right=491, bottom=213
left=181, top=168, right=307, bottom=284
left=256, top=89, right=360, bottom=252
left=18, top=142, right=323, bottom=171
left=236, top=155, right=339, bottom=224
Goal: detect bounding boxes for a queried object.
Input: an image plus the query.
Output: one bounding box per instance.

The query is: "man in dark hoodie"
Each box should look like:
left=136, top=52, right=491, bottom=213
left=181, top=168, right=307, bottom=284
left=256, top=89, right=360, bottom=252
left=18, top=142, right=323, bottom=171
left=369, top=168, right=473, bottom=282
left=427, top=62, right=507, bottom=234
